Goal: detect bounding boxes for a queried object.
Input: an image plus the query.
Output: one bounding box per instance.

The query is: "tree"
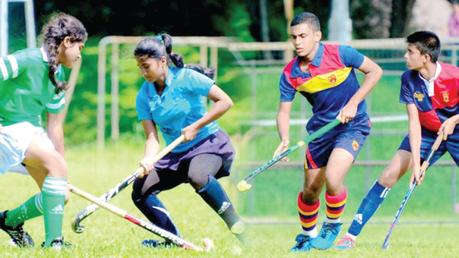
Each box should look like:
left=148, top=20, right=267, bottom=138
left=389, top=0, right=415, bottom=37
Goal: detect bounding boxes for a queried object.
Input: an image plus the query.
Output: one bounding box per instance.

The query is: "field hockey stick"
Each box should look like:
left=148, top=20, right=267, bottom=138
left=72, top=135, right=185, bottom=233
left=68, top=184, right=214, bottom=252
left=382, top=132, right=443, bottom=250
left=237, top=119, right=340, bottom=192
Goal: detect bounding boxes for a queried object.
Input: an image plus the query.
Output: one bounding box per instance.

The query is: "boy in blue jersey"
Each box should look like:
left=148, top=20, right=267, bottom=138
left=274, top=12, right=382, bottom=252
left=0, top=13, right=87, bottom=249
left=336, top=31, right=459, bottom=250
left=131, top=34, right=244, bottom=248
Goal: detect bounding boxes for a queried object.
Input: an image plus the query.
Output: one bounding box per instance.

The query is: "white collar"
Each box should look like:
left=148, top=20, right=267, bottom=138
left=40, top=46, right=49, bottom=62
left=418, top=62, right=441, bottom=83
left=418, top=62, right=441, bottom=96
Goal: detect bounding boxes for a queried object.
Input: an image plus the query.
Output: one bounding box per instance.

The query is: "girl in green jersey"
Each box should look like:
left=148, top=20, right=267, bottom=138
left=0, top=13, right=87, bottom=249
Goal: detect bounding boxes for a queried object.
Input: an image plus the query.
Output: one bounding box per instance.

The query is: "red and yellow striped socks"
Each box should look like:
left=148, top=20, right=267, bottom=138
left=325, top=189, right=348, bottom=223
left=297, top=192, right=319, bottom=238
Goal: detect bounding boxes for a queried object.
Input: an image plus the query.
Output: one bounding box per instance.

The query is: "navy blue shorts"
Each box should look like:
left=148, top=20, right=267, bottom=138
left=305, top=114, right=371, bottom=169
left=399, top=128, right=459, bottom=166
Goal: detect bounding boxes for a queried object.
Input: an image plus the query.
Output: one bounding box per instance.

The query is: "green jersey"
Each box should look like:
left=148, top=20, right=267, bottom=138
left=0, top=47, right=66, bottom=127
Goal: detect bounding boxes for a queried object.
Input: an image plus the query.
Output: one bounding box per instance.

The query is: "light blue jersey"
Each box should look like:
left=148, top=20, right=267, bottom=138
left=136, top=67, right=219, bottom=153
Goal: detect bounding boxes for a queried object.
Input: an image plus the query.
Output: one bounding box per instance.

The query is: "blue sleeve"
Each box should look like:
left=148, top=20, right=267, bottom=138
left=399, top=74, right=414, bottom=104
left=185, top=69, right=215, bottom=96
left=279, top=73, right=296, bottom=102
left=136, top=86, right=152, bottom=121
left=339, top=45, right=364, bottom=68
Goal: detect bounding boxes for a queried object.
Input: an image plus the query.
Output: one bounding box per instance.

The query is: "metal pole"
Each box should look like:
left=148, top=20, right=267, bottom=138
left=328, top=0, right=352, bottom=42
left=111, top=43, right=119, bottom=140
left=199, top=45, right=208, bottom=68
left=24, top=0, right=36, bottom=48
left=210, top=47, right=218, bottom=78
left=97, top=37, right=109, bottom=148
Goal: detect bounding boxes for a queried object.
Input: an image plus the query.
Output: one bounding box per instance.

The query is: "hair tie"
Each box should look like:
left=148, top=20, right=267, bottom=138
left=155, top=35, right=164, bottom=45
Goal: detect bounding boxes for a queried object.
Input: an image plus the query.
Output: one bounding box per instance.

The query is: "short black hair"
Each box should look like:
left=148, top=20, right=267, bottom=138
left=406, top=31, right=441, bottom=62
left=290, top=12, right=321, bottom=31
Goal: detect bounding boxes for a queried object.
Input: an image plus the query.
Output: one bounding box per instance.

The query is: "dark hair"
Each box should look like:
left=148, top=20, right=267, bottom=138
left=42, top=13, right=87, bottom=94
left=406, top=31, right=441, bottom=62
left=184, top=64, right=215, bottom=79
left=134, top=33, right=214, bottom=79
left=290, top=12, right=321, bottom=31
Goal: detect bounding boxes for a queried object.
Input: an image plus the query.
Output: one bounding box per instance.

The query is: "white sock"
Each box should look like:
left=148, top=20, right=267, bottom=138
left=325, top=217, right=341, bottom=223
left=303, top=227, right=318, bottom=238
left=345, top=233, right=357, bottom=241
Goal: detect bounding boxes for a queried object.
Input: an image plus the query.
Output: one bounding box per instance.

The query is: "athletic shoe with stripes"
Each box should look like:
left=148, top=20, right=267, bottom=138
left=290, top=234, right=313, bottom=252
left=41, top=237, right=72, bottom=250
left=335, top=235, right=356, bottom=250
left=0, top=210, right=34, bottom=247
left=310, top=222, right=342, bottom=250
left=0, top=211, right=34, bottom=248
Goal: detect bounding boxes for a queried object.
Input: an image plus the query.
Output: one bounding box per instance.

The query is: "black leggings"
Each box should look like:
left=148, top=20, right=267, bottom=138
left=131, top=153, right=242, bottom=236
left=133, top=153, right=224, bottom=197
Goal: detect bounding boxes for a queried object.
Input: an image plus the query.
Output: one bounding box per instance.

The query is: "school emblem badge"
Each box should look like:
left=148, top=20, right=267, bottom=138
left=413, top=92, right=424, bottom=102
left=328, top=74, right=337, bottom=84
left=352, top=140, right=359, bottom=151
left=441, top=91, right=450, bottom=103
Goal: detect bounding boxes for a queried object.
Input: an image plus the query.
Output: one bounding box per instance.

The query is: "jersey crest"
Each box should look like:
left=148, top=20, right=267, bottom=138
left=441, top=90, right=450, bottom=103
left=413, top=92, right=425, bottom=102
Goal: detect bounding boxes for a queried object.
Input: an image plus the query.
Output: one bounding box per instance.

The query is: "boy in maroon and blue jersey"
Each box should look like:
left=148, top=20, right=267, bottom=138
left=274, top=12, right=382, bottom=252
left=336, top=31, right=459, bottom=250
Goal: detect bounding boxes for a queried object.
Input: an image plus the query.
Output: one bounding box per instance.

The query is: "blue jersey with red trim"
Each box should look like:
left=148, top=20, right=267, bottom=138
left=279, top=43, right=366, bottom=132
left=400, top=62, right=459, bottom=132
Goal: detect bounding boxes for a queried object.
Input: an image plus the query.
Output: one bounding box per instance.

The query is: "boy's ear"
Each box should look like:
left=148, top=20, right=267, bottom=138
left=423, top=53, right=431, bottom=63
left=314, top=30, right=322, bottom=42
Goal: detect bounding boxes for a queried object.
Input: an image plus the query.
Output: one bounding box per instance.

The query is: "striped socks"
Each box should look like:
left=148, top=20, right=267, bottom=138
left=325, top=189, right=348, bottom=223
left=297, top=192, right=319, bottom=238
left=42, top=176, right=67, bottom=246
left=5, top=193, right=43, bottom=228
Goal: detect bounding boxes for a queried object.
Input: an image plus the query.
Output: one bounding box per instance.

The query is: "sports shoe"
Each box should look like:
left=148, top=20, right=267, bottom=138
left=310, top=222, right=342, bottom=250
left=0, top=210, right=34, bottom=247
left=41, top=237, right=72, bottom=250
left=290, top=234, right=313, bottom=252
left=142, top=239, right=176, bottom=248
left=335, top=235, right=356, bottom=250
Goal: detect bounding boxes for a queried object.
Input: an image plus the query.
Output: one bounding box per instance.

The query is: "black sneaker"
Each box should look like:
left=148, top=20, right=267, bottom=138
left=41, top=237, right=72, bottom=250
left=142, top=239, right=176, bottom=248
left=0, top=210, right=34, bottom=247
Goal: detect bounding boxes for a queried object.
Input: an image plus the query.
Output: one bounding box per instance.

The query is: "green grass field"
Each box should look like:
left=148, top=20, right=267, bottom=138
left=0, top=140, right=458, bottom=257
left=2, top=38, right=457, bottom=257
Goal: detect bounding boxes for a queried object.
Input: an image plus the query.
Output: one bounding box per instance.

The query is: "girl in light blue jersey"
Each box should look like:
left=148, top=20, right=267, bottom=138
left=132, top=34, right=244, bottom=248
left=0, top=13, right=87, bottom=249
